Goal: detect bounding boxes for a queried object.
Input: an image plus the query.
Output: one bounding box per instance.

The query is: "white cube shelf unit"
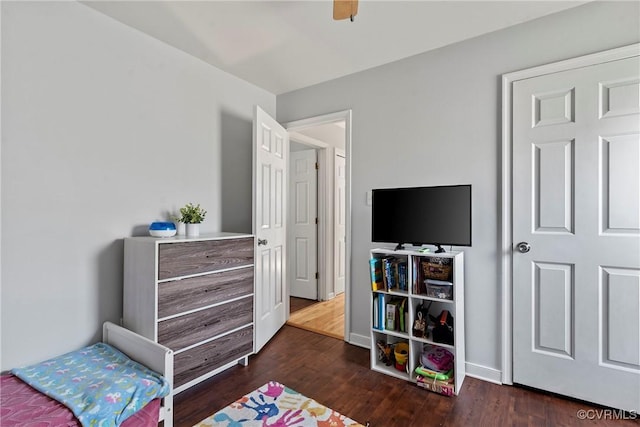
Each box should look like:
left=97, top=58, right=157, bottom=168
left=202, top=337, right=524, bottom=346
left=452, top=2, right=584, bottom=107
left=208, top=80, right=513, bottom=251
left=369, top=248, right=465, bottom=395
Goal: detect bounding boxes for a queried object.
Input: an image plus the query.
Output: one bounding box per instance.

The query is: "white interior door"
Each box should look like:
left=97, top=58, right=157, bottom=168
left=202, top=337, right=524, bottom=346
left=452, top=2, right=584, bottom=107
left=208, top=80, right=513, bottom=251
left=334, top=150, right=346, bottom=295
left=512, top=56, right=640, bottom=411
left=289, top=149, right=318, bottom=300
left=253, top=105, right=288, bottom=353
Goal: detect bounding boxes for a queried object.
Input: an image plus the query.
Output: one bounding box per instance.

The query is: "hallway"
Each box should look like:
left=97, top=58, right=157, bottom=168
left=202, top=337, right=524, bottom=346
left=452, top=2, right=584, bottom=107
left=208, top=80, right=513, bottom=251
left=287, top=293, right=344, bottom=339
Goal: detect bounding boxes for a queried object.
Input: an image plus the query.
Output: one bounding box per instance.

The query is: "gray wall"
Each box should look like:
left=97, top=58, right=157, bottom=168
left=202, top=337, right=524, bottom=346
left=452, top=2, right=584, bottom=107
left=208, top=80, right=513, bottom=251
left=277, top=1, right=640, bottom=375
left=1, top=1, right=274, bottom=370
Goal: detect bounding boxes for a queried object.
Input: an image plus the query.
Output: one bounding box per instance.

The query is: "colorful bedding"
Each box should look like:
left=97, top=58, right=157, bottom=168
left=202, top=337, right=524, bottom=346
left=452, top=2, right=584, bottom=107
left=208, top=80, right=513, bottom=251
left=0, top=374, right=161, bottom=427
left=11, top=342, right=169, bottom=427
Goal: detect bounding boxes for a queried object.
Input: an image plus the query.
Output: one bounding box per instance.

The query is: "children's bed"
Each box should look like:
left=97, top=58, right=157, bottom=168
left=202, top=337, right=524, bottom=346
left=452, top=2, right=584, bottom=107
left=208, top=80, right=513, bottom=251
left=0, top=321, right=174, bottom=427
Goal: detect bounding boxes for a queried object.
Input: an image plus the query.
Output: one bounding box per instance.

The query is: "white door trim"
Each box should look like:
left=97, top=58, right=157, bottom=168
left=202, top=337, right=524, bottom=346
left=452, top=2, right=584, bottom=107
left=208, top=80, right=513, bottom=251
left=500, top=43, right=640, bottom=385
left=284, top=110, right=353, bottom=343
left=334, top=148, right=346, bottom=296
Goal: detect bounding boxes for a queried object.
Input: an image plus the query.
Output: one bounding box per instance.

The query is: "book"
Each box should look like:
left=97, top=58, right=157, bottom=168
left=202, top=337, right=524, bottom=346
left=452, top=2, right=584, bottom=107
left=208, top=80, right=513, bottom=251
left=386, top=302, right=397, bottom=330
left=398, top=261, right=408, bottom=290
left=373, top=294, right=379, bottom=329
left=393, top=259, right=400, bottom=289
left=412, top=257, right=419, bottom=293
left=398, top=298, right=407, bottom=332
left=416, top=258, right=427, bottom=294
left=416, top=375, right=455, bottom=397
left=382, top=257, right=395, bottom=290
left=378, top=295, right=385, bottom=330
left=369, top=258, right=384, bottom=291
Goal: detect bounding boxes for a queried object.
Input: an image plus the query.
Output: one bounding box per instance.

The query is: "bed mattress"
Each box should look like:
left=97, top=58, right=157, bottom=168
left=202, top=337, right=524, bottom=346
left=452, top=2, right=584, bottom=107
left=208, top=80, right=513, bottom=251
left=0, top=374, right=160, bottom=426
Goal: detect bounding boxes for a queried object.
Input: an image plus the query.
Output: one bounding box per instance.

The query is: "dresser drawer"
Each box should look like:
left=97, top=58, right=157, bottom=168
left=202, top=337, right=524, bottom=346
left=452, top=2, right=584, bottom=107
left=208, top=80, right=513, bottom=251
left=158, top=297, right=253, bottom=351
left=173, top=326, right=253, bottom=388
left=158, top=267, right=253, bottom=319
left=158, top=237, right=254, bottom=280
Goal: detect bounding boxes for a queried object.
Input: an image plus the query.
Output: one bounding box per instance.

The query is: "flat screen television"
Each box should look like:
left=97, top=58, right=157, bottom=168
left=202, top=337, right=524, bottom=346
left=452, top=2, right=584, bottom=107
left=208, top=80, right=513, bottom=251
left=371, top=185, right=472, bottom=252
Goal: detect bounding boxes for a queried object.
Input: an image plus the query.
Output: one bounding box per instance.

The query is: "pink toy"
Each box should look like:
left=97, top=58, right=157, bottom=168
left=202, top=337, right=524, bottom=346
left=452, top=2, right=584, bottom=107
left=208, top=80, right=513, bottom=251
left=420, top=345, right=453, bottom=372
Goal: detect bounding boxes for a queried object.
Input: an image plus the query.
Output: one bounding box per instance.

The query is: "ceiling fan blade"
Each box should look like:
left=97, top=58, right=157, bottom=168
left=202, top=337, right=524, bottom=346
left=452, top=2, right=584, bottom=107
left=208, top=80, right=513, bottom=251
left=333, top=0, right=358, bottom=21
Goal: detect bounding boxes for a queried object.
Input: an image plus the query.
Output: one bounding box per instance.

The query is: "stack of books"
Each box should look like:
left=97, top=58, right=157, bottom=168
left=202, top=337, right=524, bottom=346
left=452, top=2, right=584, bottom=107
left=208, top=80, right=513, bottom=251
left=416, top=375, right=454, bottom=396
left=372, top=295, right=407, bottom=332
left=370, top=256, right=408, bottom=291
left=414, top=345, right=454, bottom=396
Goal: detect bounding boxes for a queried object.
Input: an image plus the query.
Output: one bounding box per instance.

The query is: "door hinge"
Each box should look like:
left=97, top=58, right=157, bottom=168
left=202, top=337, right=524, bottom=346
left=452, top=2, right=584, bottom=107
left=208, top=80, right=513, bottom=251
left=315, top=272, right=319, bottom=280
left=315, top=162, right=319, bottom=170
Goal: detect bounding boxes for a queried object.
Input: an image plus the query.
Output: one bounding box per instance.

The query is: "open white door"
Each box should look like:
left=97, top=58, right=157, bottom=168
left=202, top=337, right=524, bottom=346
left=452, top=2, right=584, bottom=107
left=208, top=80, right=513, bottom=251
left=512, top=56, right=640, bottom=411
left=253, top=105, right=288, bottom=353
left=289, top=149, right=318, bottom=300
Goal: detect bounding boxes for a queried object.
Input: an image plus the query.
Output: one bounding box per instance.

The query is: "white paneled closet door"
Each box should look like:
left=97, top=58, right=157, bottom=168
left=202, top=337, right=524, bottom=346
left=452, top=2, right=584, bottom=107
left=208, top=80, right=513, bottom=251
left=512, top=56, right=640, bottom=412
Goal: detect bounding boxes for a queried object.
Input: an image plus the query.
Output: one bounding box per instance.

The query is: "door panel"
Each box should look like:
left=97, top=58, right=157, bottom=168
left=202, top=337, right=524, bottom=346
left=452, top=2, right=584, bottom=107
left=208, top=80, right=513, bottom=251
left=601, top=134, right=640, bottom=234
left=254, top=106, right=288, bottom=353
left=289, top=149, right=318, bottom=300
left=532, top=262, right=573, bottom=358
left=600, top=267, right=640, bottom=371
left=532, top=140, right=574, bottom=233
left=513, top=57, right=640, bottom=412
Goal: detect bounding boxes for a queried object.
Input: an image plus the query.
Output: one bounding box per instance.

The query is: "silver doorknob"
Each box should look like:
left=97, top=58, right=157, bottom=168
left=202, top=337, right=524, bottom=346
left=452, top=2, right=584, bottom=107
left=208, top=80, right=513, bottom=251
left=258, top=238, right=268, bottom=246
left=516, top=242, right=531, bottom=253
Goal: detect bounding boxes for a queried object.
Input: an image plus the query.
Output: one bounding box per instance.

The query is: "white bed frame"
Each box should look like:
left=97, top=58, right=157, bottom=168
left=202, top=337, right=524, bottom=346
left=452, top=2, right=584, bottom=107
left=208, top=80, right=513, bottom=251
left=103, top=321, right=174, bottom=427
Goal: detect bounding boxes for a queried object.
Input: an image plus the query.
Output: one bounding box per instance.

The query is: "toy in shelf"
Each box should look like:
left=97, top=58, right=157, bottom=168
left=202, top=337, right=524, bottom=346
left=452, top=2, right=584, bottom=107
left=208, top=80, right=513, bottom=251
left=415, top=345, right=455, bottom=396
left=377, top=341, right=394, bottom=366
left=376, top=341, right=409, bottom=373
left=412, top=301, right=431, bottom=338
left=430, top=310, right=454, bottom=345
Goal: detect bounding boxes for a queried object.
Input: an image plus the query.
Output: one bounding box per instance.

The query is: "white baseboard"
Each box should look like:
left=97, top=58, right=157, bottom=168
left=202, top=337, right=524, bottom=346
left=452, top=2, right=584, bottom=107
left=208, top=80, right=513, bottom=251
left=348, top=332, right=370, bottom=349
left=465, top=362, right=502, bottom=384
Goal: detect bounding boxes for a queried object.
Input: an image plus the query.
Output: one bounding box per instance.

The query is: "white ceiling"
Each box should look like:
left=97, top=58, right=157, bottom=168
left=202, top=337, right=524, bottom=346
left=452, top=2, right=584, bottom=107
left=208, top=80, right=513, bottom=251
left=83, top=1, right=588, bottom=95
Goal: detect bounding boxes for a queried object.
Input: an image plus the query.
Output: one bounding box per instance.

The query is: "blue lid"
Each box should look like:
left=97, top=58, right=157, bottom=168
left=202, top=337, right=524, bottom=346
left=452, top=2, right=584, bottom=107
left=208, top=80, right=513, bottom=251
left=149, top=222, right=176, bottom=231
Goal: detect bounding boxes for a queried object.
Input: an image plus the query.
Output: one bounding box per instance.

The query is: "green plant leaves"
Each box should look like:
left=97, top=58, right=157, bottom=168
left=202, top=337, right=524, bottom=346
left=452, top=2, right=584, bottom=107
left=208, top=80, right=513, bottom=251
left=179, top=202, right=207, bottom=224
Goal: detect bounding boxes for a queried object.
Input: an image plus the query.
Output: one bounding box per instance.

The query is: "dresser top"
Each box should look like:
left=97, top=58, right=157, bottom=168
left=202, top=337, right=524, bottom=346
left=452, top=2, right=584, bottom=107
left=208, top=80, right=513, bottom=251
left=126, top=231, right=253, bottom=243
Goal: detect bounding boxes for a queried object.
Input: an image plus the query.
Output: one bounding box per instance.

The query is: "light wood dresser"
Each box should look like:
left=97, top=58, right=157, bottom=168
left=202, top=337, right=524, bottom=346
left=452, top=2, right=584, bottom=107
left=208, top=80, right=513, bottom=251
left=123, top=232, right=254, bottom=394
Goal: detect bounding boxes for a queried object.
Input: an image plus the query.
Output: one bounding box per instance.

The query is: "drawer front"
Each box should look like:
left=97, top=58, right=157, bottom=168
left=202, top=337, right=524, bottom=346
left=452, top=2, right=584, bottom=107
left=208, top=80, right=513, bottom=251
left=158, top=237, right=254, bottom=280
left=158, top=267, right=254, bottom=319
left=173, top=326, right=253, bottom=388
left=158, top=297, right=253, bottom=351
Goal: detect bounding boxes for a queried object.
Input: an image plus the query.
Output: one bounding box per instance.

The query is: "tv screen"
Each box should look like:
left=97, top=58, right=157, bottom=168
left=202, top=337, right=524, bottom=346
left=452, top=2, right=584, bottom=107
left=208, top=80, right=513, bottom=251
left=371, top=185, right=472, bottom=250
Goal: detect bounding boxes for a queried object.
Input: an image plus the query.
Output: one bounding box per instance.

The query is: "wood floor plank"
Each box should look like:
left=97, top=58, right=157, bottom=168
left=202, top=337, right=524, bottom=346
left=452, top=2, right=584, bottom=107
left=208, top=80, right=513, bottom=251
left=173, top=326, right=638, bottom=427
left=290, top=296, right=316, bottom=313
left=287, top=294, right=344, bottom=339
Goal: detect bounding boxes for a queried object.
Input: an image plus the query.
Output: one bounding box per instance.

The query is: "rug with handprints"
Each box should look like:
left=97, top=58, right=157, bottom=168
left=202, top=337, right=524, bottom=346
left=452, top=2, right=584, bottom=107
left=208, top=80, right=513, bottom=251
left=193, top=381, right=366, bottom=427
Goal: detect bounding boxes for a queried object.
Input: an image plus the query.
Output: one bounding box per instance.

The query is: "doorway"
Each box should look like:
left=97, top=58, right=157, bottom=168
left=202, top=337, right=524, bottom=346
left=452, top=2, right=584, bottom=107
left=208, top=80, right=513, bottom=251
left=284, top=111, right=351, bottom=340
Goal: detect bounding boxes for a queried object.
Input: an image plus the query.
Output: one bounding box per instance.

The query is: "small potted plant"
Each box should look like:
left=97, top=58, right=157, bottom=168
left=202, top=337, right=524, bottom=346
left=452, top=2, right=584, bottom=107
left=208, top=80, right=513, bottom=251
left=179, top=202, right=207, bottom=237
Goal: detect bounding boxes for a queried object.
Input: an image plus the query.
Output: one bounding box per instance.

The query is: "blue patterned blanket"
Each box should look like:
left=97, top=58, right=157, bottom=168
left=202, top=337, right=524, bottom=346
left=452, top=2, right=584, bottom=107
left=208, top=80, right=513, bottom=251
left=12, top=342, right=170, bottom=427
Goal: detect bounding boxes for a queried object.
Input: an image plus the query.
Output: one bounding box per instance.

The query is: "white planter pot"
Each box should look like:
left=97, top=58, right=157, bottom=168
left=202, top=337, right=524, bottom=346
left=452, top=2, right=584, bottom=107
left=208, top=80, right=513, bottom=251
left=186, top=223, right=200, bottom=237
left=175, top=222, right=186, bottom=236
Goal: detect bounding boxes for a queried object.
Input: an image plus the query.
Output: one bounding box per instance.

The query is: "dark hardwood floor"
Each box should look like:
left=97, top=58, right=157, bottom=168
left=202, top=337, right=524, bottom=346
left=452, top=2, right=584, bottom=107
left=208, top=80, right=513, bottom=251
left=173, top=326, right=637, bottom=426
